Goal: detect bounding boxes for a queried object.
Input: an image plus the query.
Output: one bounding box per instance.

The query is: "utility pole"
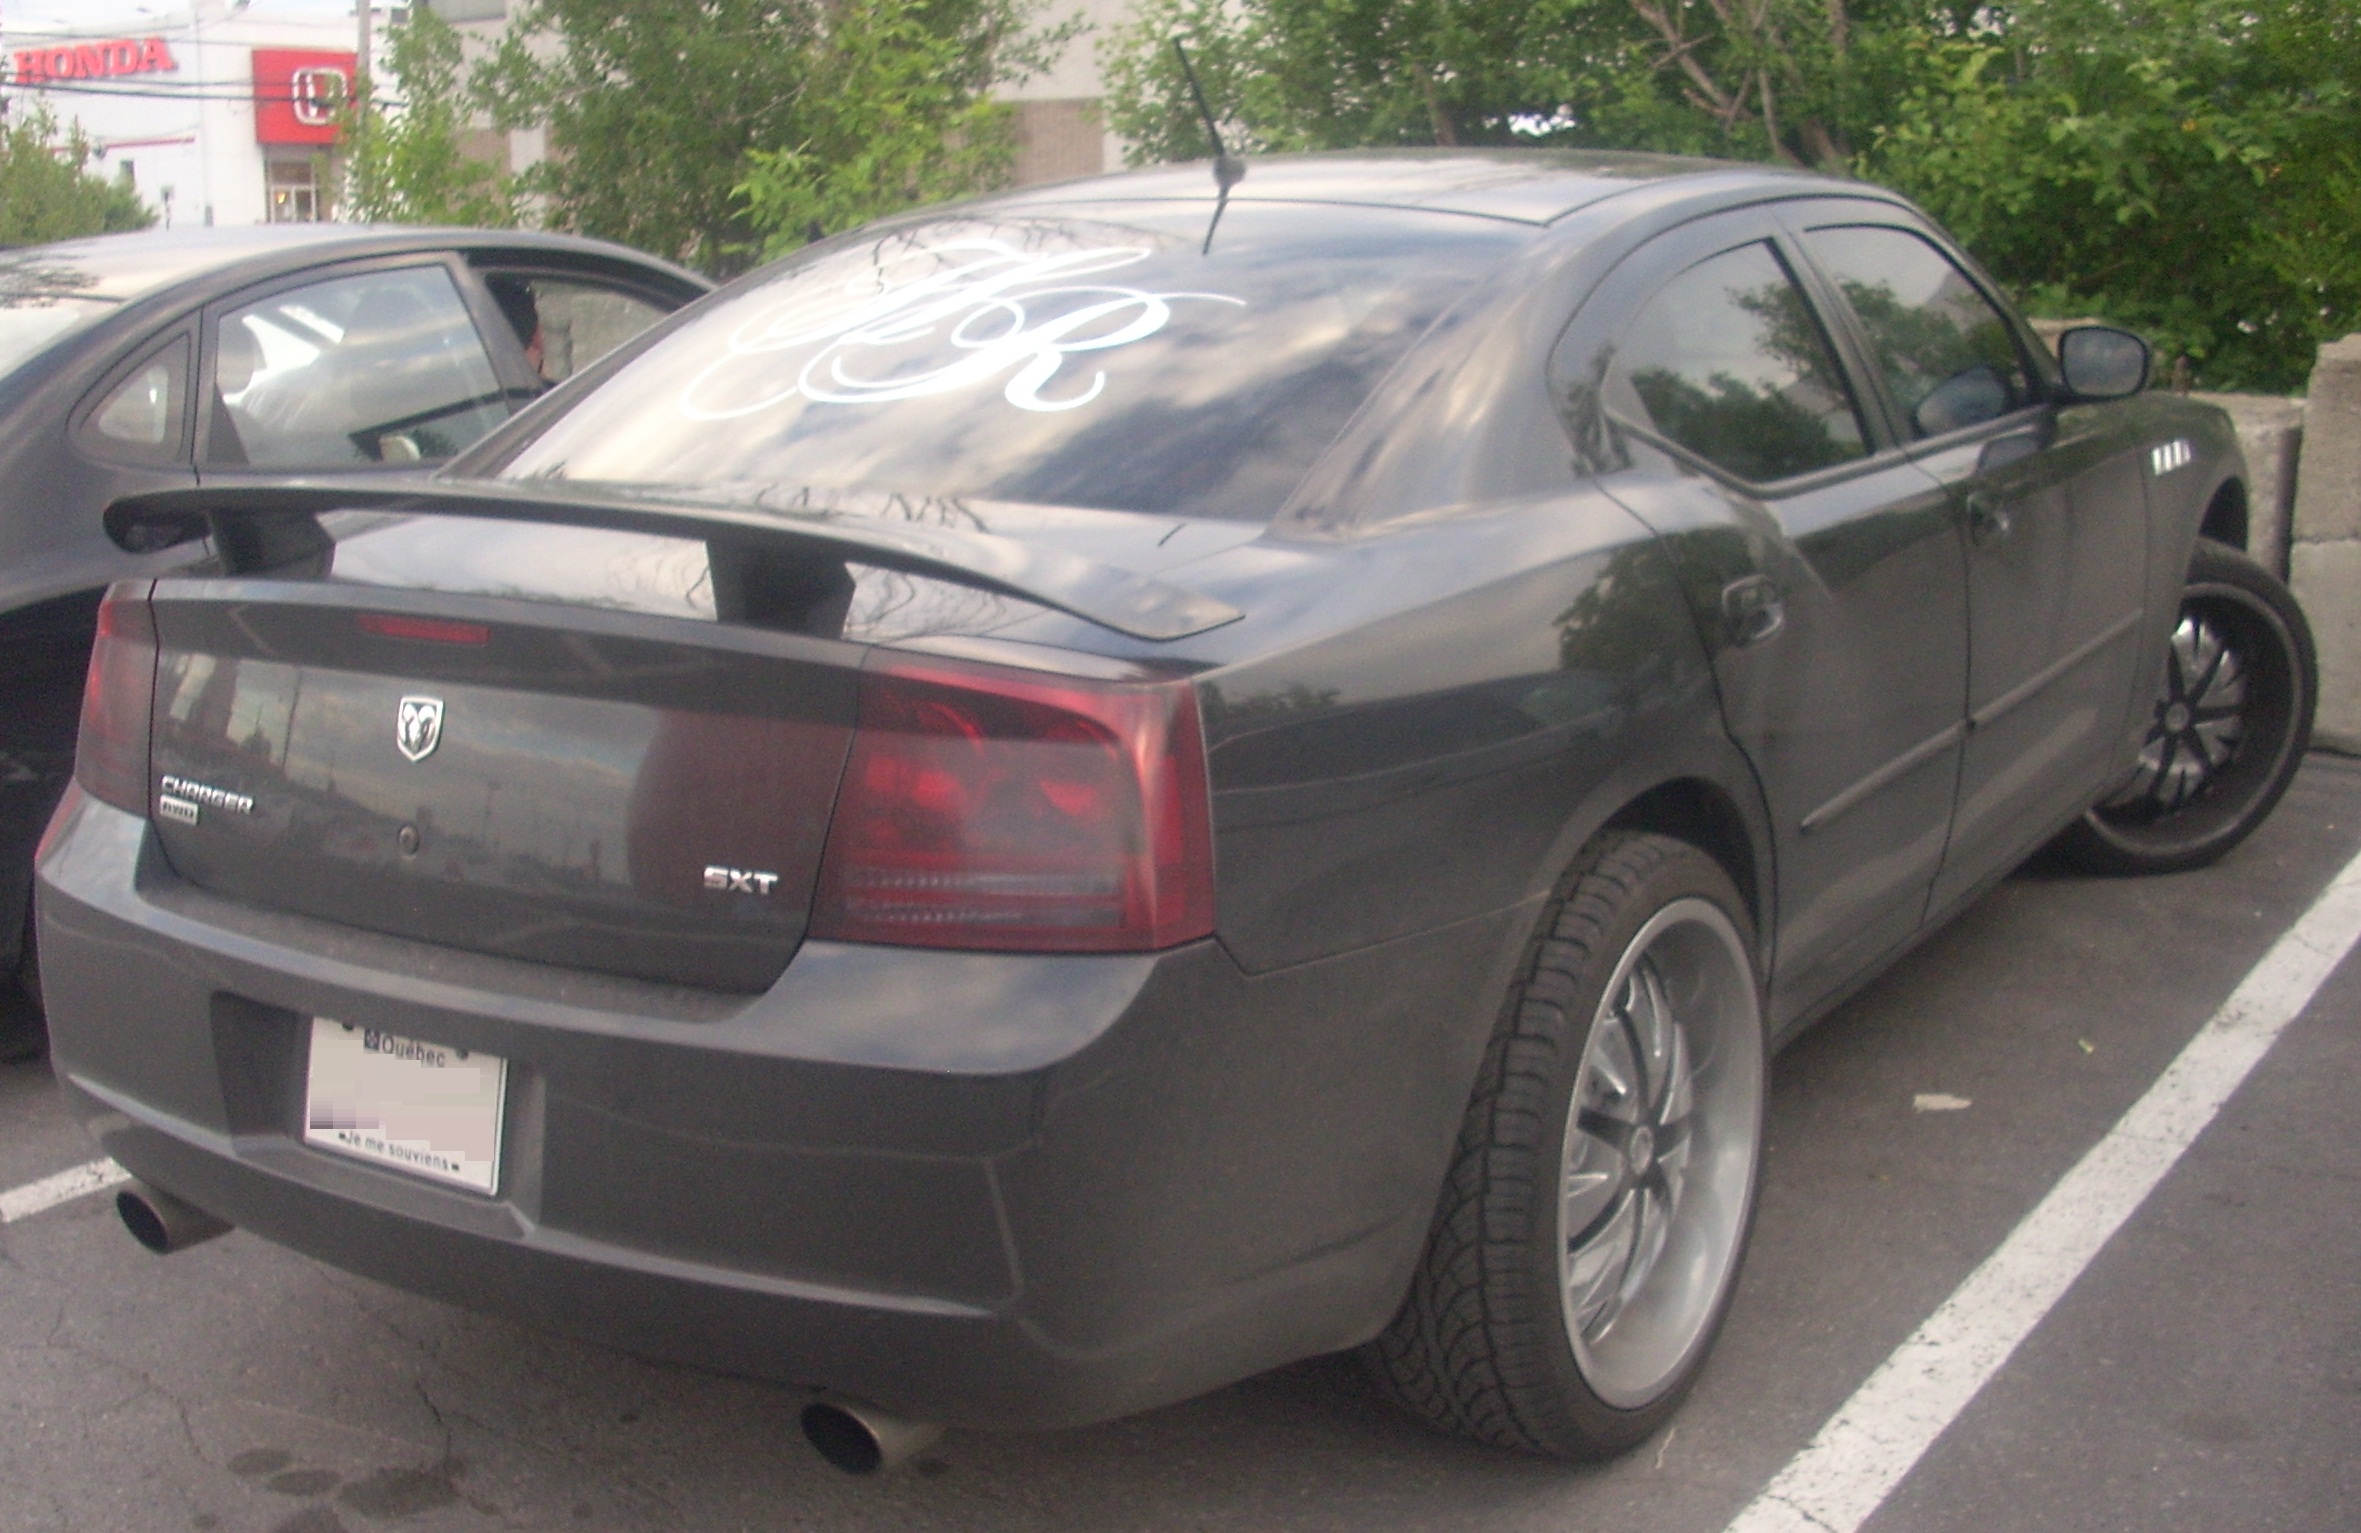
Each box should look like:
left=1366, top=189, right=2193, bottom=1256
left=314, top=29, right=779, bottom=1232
left=350, top=0, right=372, bottom=220
left=356, top=0, right=373, bottom=105
left=192, top=4, right=213, bottom=223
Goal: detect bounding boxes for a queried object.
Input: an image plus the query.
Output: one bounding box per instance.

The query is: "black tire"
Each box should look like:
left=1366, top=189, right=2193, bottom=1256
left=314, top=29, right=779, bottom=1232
left=1366, top=831, right=1764, bottom=1458
left=2055, top=539, right=2315, bottom=876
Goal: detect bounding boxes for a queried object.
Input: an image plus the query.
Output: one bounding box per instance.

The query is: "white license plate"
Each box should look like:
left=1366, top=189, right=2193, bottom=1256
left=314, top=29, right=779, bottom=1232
left=303, top=1019, right=507, bottom=1194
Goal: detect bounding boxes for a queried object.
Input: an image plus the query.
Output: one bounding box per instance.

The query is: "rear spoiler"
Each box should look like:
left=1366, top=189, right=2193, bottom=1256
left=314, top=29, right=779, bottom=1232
left=104, top=478, right=1243, bottom=643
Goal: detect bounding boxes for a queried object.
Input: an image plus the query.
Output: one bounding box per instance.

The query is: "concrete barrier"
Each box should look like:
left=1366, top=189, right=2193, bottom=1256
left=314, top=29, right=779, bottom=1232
left=2031, top=323, right=2349, bottom=746
left=2191, top=392, right=2305, bottom=578
left=2289, top=335, right=2361, bottom=751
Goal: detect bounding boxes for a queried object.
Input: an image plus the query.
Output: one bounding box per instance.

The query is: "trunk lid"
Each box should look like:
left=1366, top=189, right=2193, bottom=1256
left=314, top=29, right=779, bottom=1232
left=147, top=581, right=857, bottom=991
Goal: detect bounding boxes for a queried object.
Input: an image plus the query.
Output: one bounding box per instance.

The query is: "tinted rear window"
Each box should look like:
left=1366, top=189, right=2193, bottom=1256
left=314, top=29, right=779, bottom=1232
left=490, top=202, right=1525, bottom=521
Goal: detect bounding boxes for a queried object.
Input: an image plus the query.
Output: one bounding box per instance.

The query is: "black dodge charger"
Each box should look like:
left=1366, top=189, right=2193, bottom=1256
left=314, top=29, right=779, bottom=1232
left=34, top=151, right=2313, bottom=1467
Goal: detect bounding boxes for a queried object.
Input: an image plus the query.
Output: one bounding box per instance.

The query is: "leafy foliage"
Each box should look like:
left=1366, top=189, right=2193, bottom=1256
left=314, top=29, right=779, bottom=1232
left=1857, top=0, right=2361, bottom=391
left=733, top=0, right=1027, bottom=260
left=1103, top=0, right=2360, bottom=391
left=342, top=8, right=520, bottom=227
left=468, top=0, right=1052, bottom=276
left=0, top=107, right=155, bottom=245
left=1099, top=0, right=1945, bottom=166
left=342, top=0, right=1051, bottom=275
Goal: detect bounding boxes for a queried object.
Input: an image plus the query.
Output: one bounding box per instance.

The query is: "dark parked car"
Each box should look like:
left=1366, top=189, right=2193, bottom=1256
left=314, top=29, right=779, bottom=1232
left=0, top=225, right=709, bottom=1050
left=35, top=152, right=2313, bottom=1467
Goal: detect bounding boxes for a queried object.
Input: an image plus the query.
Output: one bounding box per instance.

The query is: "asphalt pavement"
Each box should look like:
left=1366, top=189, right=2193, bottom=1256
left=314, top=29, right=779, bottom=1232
left=3, top=755, right=2357, bottom=1533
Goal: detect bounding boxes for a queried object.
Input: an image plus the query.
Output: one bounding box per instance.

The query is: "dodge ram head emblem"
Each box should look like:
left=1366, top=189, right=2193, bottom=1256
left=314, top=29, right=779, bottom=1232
left=396, top=696, right=446, bottom=762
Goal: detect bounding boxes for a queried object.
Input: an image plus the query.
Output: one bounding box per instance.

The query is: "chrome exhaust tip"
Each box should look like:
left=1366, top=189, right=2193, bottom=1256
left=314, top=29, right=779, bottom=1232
left=799, top=1396, right=942, bottom=1475
left=115, top=1178, right=232, bottom=1254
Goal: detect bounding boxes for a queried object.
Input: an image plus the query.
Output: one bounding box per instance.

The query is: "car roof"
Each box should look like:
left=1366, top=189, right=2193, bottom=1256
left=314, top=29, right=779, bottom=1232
left=1, top=224, right=709, bottom=308
left=988, top=148, right=1847, bottom=225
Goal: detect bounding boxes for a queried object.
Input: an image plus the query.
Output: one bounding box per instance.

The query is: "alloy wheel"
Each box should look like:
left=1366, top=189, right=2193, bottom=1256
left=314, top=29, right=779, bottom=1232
left=1558, top=896, right=1760, bottom=1409
left=2102, top=608, right=2248, bottom=816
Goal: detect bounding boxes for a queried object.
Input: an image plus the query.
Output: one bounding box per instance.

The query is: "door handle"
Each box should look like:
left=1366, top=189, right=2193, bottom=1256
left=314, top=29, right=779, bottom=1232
left=1721, top=574, right=1785, bottom=647
left=1977, top=429, right=2045, bottom=474
left=1966, top=491, right=2013, bottom=546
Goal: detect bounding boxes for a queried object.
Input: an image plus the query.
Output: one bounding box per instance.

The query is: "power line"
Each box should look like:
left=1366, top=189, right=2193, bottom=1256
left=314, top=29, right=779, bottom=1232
left=2, top=79, right=406, bottom=107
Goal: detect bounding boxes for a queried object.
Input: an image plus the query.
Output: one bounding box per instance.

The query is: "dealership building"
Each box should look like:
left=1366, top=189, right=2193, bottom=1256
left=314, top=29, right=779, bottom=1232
left=3, top=0, right=1133, bottom=233
left=2, top=4, right=364, bottom=228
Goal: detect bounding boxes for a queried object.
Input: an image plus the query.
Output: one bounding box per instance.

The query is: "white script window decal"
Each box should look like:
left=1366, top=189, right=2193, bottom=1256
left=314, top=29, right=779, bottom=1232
left=678, top=239, right=1247, bottom=419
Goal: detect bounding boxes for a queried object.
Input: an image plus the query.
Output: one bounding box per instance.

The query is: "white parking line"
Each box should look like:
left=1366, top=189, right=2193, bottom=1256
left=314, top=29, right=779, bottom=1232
left=1724, top=843, right=2361, bottom=1533
left=0, top=1158, right=129, bottom=1225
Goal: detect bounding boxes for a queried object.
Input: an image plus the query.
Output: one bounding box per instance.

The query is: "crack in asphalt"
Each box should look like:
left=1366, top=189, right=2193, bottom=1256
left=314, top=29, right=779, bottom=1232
left=50, top=1320, right=210, bottom=1464
left=310, top=1268, right=685, bottom=1528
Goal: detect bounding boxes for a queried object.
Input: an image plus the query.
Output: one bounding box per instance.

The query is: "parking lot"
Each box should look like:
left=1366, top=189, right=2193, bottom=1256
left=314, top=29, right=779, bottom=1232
left=5, top=753, right=2358, bottom=1533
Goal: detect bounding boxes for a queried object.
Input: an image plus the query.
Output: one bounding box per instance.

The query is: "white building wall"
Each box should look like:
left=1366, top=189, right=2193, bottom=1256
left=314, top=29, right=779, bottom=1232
left=2, top=2, right=372, bottom=228
left=1000, top=0, right=1144, bottom=183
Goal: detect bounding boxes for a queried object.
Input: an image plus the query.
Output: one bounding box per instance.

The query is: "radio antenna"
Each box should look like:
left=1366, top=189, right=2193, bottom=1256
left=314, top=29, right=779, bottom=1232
left=1171, top=39, right=1244, bottom=252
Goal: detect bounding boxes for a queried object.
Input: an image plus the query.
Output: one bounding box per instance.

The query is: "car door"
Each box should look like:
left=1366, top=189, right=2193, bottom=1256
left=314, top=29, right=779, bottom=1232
left=1787, top=214, right=2152, bottom=910
left=197, top=256, right=520, bottom=475
left=1556, top=208, right=1971, bottom=1028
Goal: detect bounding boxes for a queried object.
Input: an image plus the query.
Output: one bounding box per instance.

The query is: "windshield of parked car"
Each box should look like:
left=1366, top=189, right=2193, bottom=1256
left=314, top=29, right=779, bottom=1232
left=490, top=202, right=1525, bottom=521
left=0, top=250, right=116, bottom=380
left=0, top=302, right=107, bottom=379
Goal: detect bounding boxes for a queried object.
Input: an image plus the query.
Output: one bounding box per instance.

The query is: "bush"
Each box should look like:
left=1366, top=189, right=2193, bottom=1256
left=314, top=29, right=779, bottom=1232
left=0, top=108, right=155, bottom=245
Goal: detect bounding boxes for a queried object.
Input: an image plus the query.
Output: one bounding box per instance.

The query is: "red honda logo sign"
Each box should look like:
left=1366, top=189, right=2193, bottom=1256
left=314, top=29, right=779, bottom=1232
left=290, top=66, right=347, bottom=127
left=252, top=48, right=355, bottom=146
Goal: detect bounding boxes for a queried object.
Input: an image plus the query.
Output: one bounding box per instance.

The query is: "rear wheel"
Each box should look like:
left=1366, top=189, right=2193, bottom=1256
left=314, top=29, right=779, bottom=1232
left=2056, top=540, right=2314, bottom=875
left=1367, top=832, right=1764, bottom=1457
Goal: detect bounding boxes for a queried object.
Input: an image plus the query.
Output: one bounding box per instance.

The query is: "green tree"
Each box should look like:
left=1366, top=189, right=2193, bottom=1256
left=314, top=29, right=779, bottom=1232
left=475, top=0, right=1056, bottom=276
left=1103, top=0, right=2360, bottom=391
left=1858, top=0, right=2360, bottom=391
left=0, top=107, right=155, bottom=245
left=734, top=0, right=1023, bottom=258
left=342, top=7, right=520, bottom=226
left=1100, top=0, right=1944, bottom=166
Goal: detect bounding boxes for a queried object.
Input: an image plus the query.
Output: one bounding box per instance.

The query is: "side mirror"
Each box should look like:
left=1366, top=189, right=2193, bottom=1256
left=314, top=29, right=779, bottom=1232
left=2057, top=326, right=2150, bottom=401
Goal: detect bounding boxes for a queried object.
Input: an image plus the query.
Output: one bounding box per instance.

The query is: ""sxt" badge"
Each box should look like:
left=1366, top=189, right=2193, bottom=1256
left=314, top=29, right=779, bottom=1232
left=703, top=865, right=780, bottom=895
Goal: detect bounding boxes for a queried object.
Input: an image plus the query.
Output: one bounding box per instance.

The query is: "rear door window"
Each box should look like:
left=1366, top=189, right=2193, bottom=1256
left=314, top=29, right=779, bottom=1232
left=1607, top=240, right=1869, bottom=484
left=478, top=273, right=671, bottom=388
left=1802, top=225, right=2034, bottom=439
left=206, top=264, right=508, bottom=469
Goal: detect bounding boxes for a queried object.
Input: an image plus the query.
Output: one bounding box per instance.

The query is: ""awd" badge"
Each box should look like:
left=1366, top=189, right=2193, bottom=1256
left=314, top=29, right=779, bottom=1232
left=703, top=865, right=779, bottom=895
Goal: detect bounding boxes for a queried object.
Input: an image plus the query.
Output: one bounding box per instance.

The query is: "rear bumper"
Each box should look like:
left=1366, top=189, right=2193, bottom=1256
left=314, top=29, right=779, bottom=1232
left=36, top=789, right=1529, bottom=1429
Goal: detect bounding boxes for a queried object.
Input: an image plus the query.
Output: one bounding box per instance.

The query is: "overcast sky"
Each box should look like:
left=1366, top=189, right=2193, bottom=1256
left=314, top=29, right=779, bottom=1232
left=3, top=1, right=363, bottom=39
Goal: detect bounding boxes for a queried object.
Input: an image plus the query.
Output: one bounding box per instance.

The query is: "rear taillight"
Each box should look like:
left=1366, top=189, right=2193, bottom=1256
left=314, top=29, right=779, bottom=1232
left=811, top=654, right=1214, bottom=952
left=75, top=582, right=159, bottom=817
